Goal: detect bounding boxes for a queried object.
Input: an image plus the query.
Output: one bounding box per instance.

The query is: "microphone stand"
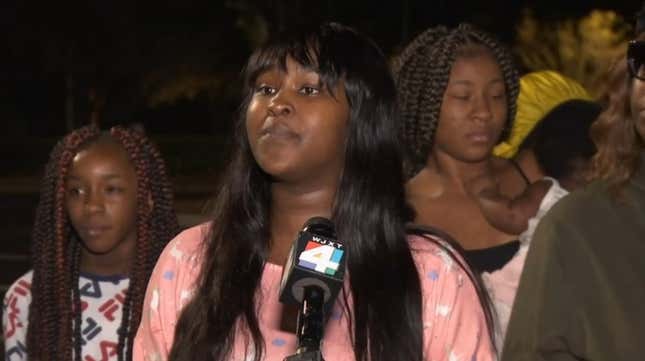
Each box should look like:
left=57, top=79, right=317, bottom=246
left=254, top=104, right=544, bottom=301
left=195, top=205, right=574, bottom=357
left=284, top=285, right=326, bottom=361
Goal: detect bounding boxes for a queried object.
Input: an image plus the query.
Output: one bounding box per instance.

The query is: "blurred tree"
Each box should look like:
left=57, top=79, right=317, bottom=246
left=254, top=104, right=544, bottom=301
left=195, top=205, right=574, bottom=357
left=136, top=1, right=251, bottom=133
left=5, top=1, right=147, bottom=132
left=3, top=0, right=640, bottom=136
left=5, top=0, right=258, bottom=134
left=515, top=8, right=631, bottom=97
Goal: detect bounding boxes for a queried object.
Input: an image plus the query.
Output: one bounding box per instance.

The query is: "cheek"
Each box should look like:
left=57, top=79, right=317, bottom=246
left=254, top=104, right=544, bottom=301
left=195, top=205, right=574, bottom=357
left=436, top=107, right=462, bottom=141
left=439, top=97, right=471, bottom=126
left=245, top=102, right=263, bottom=136
left=433, top=121, right=458, bottom=150
left=493, top=100, right=507, bottom=118
left=109, top=196, right=138, bottom=224
left=313, top=104, right=349, bottom=141
left=440, top=97, right=463, bottom=117
left=65, top=201, right=82, bottom=225
left=493, top=103, right=508, bottom=130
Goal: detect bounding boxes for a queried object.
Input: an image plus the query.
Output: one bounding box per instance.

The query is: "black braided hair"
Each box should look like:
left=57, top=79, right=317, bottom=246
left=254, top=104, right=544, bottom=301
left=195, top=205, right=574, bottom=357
left=393, top=23, right=520, bottom=178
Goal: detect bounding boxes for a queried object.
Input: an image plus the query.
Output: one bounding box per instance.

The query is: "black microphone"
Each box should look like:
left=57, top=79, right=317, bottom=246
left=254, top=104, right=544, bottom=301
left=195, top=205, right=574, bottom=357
left=279, top=217, right=346, bottom=361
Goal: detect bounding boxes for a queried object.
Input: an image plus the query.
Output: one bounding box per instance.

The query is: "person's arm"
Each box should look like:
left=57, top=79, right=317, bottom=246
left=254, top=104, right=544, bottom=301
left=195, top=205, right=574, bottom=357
left=501, top=212, right=578, bottom=361
left=470, top=176, right=551, bottom=235
left=412, top=237, right=496, bottom=361
left=3, top=274, right=32, bottom=361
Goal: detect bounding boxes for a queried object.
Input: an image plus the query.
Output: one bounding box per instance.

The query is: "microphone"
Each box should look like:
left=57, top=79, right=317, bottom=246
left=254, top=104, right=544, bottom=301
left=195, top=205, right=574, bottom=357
left=279, top=217, right=346, bottom=361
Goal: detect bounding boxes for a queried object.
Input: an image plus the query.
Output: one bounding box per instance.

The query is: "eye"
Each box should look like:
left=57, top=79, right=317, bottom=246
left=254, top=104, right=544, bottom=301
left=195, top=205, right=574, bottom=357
left=105, top=185, right=125, bottom=195
left=491, top=92, right=506, bottom=100
left=255, top=84, right=277, bottom=96
left=66, top=186, right=84, bottom=198
left=299, top=86, right=320, bottom=96
left=451, top=94, right=470, bottom=101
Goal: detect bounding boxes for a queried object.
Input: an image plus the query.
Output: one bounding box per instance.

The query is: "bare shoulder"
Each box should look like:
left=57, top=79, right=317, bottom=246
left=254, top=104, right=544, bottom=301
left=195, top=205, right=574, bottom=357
left=406, top=167, right=443, bottom=200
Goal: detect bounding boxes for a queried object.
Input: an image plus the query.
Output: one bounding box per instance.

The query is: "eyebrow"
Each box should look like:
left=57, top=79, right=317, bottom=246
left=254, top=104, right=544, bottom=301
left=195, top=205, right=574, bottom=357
left=67, top=174, right=124, bottom=181
left=450, top=78, right=504, bottom=86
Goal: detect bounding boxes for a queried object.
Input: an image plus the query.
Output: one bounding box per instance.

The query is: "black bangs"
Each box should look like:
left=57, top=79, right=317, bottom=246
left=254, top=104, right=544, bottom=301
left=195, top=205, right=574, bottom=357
left=242, top=23, right=361, bottom=96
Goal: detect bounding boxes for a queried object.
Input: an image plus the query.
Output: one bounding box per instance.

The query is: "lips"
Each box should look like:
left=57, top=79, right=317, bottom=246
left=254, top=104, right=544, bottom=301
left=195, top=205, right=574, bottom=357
left=81, top=225, right=112, bottom=238
left=465, top=131, right=492, bottom=144
left=260, top=121, right=299, bottom=141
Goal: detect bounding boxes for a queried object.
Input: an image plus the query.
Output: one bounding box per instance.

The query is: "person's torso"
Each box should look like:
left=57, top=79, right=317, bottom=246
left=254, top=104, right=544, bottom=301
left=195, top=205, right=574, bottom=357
left=143, top=224, right=494, bottom=361
left=557, top=181, right=645, bottom=358
left=3, top=270, right=130, bottom=361
left=407, top=159, right=531, bottom=273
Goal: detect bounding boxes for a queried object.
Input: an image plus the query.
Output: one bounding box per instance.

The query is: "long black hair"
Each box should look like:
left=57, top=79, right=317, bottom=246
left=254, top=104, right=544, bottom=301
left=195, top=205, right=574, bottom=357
left=168, top=23, right=425, bottom=361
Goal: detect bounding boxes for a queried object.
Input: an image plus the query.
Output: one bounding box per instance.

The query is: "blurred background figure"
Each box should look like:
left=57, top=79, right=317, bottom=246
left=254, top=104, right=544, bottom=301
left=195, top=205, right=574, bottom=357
left=472, top=96, right=601, bottom=350
left=493, top=70, right=592, bottom=183
left=502, top=4, right=645, bottom=358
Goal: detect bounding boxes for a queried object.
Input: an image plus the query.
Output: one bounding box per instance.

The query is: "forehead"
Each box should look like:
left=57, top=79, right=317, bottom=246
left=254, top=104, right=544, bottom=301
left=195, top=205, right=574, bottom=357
left=70, top=140, right=135, bottom=176
left=449, top=51, right=502, bottom=82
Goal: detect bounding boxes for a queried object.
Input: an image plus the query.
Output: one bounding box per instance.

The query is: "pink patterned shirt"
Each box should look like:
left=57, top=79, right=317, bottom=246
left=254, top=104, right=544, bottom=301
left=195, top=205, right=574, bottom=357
left=134, top=224, right=495, bottom=361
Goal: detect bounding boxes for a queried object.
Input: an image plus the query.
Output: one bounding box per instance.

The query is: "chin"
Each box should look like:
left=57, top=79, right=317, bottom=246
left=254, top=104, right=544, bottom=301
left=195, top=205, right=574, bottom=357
left=459, top=150, right=492, bottom=163
left=80, top=241, right=115, bottom=255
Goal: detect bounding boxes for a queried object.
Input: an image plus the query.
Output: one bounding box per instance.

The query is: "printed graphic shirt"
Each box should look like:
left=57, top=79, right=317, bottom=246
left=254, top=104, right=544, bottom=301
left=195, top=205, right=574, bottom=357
left=134, top=224, right=496, bottom=361
left=2, top=270, right=129, bottom=361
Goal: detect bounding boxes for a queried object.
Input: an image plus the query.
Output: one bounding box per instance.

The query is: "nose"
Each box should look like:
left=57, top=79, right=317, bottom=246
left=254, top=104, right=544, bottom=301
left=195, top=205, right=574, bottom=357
left=84, top=189, right=105, bottom=213
left=472, top=95, right=492, bottom=123
left=267, top=91, right=294, bottom=117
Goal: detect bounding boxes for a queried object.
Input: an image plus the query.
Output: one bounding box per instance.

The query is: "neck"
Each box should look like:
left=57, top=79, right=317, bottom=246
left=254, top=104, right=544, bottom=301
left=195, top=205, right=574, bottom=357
left=428, top=151, right=495, bottom=193
left=268, top=181, right=337, bottom=265
left=269, top=182, right=337, bottom=265
left=80, top=250, right=132, bottom=276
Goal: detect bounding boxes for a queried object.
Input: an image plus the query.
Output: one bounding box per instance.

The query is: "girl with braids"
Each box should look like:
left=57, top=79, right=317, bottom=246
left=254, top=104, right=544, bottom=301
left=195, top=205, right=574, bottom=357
left=134, top=22, right=495, bottom=361
left=2, top=125, right=180, bottom=361
left=393, top=24, right=526, bottom=275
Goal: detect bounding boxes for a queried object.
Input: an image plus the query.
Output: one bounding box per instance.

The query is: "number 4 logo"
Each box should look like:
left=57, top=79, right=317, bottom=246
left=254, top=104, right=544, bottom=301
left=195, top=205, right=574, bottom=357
left=298, top=242, right=344, bottom=275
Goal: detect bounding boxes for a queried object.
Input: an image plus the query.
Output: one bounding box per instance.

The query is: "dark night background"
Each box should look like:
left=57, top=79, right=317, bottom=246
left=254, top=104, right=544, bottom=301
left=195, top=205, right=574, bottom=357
left=0, top=1, right=639, bottom=139
left=0, top=2, right=640, bottom=353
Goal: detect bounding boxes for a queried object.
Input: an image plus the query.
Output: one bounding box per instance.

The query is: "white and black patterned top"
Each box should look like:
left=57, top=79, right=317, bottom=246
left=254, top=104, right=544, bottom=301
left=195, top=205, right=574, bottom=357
left=3, top=270, right=129, bottom=361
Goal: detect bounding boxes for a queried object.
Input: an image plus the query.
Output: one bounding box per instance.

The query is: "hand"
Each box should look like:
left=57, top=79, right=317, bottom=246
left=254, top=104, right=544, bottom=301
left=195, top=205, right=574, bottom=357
left=466, top=173, right=498, bottom=198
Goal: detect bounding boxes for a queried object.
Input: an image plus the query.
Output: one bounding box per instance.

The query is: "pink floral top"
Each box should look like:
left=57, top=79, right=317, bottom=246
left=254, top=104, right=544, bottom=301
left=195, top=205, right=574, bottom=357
left=134, top=224, right=495, bottom=361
